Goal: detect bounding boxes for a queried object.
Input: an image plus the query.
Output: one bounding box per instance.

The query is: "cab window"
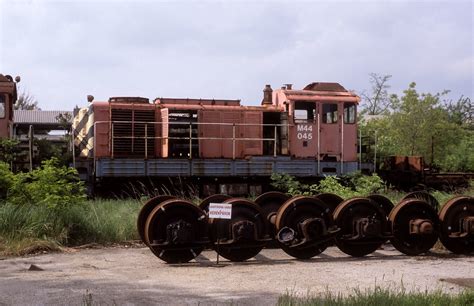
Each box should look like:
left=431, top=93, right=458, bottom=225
left=343, top=103, right=356, bottom=124
left=322, top=103, right=338, bottom=124
left=0, top=96, right=5, bottom=119
left=294, top=101, right=316, bottom=123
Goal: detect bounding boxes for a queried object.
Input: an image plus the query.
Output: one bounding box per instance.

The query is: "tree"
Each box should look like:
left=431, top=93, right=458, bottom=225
left=360, top=73, right=396, bottom=115
left=444, top=96, right=473, bottom=129
left=14, top=90, right=40, bottom=110
left=388, top=83, right=463, bottom=167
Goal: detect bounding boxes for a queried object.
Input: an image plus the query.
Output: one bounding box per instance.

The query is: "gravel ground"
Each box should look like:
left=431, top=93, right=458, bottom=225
left=0, top=245, right=473, bottom=305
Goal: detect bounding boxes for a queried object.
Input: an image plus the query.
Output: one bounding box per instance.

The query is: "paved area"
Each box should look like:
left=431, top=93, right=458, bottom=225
left=0, top=245, right=473, bottom=305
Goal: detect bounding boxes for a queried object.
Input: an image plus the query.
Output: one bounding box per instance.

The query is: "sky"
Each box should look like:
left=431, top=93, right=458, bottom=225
left=0, top=0, right=472, bottom=110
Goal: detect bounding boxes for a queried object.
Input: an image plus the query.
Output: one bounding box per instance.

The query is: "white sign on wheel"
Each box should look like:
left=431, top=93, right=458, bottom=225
left=208, top=203, right=232, bottom=219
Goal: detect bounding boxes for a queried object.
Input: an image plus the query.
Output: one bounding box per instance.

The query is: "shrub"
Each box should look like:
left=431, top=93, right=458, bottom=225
left=271, top=172, right=385, bottom=199
left=311, top=176, right=356, bottom=198
left=0, top=162, right=14, bottom=201
left=271, top=173, right=310, bottom=196
left=8, top=158, right=86, bottom=210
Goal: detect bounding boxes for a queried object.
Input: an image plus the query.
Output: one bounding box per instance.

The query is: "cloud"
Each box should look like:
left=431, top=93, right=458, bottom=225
left=0, top=0, right=472, bottom=109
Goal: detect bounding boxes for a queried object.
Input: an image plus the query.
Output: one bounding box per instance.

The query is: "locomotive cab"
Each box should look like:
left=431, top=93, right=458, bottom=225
left=272, top=83, right=359, bottom=165
left=0, top=74, right=19, bottom=139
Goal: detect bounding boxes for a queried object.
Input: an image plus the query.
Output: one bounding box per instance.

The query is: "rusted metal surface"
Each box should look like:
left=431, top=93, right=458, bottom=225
left=198, top=194, right=231, bottom=213
left=439, top=196, right=474, bottom=254
left=333, top=197, right=390, bottom=257
left=314, top=193, right=344, bottom=214
left=303, top=82, right=351, bottom=92
left=138, top=192, right=473, bottom=263
left=0, top=74, right=17, bottom=138
left=402, top=191, right=439, bottom=211
left=137, top=195, right=176, bottom=245
left=208, top=198, right=269, bottom=261
left=254, top=191, right=291, bottom=246
left=254, top=191, right=291, bottom=224
left=275, top=196, right=338, bottom=259
left=367, top=194, right=394, bottom=217
left=143, top=199, right=209, bottom=264
left=109, top=97, right=149, bottom=104
left=388, top=199, right=439, bottom=256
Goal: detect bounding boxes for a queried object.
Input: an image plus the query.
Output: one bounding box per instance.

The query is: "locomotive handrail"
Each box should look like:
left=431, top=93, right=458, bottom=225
left=93, top=121, right=283, bottom=168
left=94, top=120, right=288, bottom=127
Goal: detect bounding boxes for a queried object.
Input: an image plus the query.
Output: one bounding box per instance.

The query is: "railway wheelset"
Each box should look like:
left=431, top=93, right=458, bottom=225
left=137, top=191, right=474, bottom=264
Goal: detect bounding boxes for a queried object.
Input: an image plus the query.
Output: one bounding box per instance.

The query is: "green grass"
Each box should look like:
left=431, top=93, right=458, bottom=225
left=278, top=287, right=474, bottom=306
left=0, top=199, right=142, bottom=256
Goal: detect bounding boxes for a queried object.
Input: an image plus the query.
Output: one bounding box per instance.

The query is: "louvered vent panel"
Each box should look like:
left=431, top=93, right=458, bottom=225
left=111, top=109, right=155, bottom=157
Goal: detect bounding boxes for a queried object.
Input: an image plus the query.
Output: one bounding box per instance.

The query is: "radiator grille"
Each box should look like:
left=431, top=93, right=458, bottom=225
left=111, top=109, right=155, bottom=157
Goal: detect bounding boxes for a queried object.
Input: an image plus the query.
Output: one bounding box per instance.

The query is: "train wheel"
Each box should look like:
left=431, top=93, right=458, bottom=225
left=402, top=191, right=439, bottom=211
left=255, top=191, right=291, bottom=223
left=210, top=198, right=269, bottom=262
left=367, top=194, right=394, bottom=217
left=439, top=196, right=474, bottom=254
left=137, top=195, right=176, bottom=245
left=199, top=194, right=231, bottom=213
left=333, top=198, right=389, bottom=257
left=314, top=193, right=344, bottom=215
left=254, top=191, right=291, bottom=241
left=389, top=199, right=439, bottom=256
left=275, top=196, right=337, bottom=259
left=144, top=199, right=209, bottom=264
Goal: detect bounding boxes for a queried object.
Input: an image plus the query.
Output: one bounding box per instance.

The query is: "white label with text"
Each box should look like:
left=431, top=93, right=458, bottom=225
left=297, top=124, right=313, bottom=140
left=208, top=203, right=232, bottom=219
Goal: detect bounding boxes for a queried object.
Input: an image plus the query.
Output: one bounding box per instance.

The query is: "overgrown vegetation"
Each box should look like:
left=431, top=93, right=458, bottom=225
left=271, top=172, right=385, bottom=198
left=360, top=77, right=473, bottom=172
left=271, top=172, right=474, bottom=205
left=278, top=287, right=474, bottom=306
left=0, top=159, right=142, bottom=255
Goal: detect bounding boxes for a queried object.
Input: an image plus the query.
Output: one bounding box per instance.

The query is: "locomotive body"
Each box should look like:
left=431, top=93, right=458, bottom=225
left=0, top=74, right=17, bottom=139
left=73, top=82, right=363, bottom=194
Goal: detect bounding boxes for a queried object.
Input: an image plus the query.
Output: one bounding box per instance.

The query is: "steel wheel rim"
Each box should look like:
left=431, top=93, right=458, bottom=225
left=144, top=199, right=208, bottom=264
left=439, top=196, right=474, bottom=254
left=333, top=197, right=387, bottom=257
left=137, top=195, right=176, bottom=245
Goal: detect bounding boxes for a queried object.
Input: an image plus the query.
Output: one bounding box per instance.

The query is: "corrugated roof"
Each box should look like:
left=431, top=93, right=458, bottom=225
left=13, top=110, right=73, bottom=124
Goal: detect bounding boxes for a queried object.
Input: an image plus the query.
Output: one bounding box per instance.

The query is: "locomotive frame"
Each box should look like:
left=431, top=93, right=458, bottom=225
left=72, top=82, right=371, bottom=195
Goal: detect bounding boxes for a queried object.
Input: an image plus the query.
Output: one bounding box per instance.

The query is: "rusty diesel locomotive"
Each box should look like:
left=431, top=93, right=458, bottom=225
left=72, top=82, right=363, bottom=194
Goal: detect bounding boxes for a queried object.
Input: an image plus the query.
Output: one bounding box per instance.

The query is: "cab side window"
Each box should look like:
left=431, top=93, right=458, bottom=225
left=343, top=103, right=356, bottom=124
left=322, top=103, right=338, bottom=124
left=294, top=101, right=316, bottom=123
left=0, top=96, right=5, bottom=119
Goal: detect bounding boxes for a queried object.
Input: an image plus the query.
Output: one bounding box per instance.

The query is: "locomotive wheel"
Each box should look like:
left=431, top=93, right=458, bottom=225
left=199, top=194, right=231, bottom=213
left=367, top=194, right=394, bottom=217
left=137, top=195, right=176, bottom=245
left=144, top=199, right=209, bottom=264
left=333, top=198, right=388, bottom=257
left=210, top=198, right=268, bottom=262
left=389, top=199, right=439, bottom=256
left=254, top=191, right=291, bottom=223
left=255, top=191, right=291, bottom=243
left=439, top=196, right=474, bottom=254
left=314, top=193, right=344, bottom=215
left=402, top=191, right=439, bottom=211
left=275, top=196, right=335, bottom=259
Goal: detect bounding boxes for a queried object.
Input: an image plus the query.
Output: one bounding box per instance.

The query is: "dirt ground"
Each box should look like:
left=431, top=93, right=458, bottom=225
left=0, top=245, right=473, bottom=305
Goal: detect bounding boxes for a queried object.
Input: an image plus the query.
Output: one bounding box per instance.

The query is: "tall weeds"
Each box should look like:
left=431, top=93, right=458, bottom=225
left=0, top=199, right=142, bottom=255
